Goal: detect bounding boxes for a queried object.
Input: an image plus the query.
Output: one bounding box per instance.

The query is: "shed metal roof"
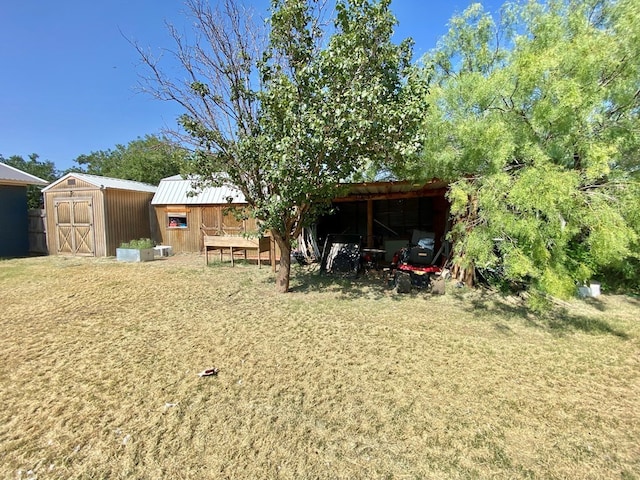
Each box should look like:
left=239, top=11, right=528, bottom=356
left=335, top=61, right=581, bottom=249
left=0, top=162, right=49, bottom=186
left=151, top=175, right=246, bottom=205
left=42, top=173, right=157, bottom=193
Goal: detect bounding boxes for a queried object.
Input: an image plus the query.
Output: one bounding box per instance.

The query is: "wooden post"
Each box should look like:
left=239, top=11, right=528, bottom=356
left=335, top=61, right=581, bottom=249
left=367, top=199, right=374, bottom=248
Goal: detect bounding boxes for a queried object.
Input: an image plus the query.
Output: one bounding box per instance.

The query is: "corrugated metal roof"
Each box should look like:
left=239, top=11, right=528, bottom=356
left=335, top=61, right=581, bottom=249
left=0, top=162, right=49, bottom=186
left=151, top=175, right=246, bottom=205
left=42, top=172, right=157, bottom=193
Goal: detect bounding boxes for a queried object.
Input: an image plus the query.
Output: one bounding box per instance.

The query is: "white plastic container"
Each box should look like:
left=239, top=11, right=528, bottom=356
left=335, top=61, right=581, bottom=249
left=578, top=282, right=601, bottom=298
left=578, top=286, right=591, bottom=298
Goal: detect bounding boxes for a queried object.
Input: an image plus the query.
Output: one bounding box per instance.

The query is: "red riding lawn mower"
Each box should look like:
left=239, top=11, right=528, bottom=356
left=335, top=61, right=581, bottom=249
left=389, top=231, right=447, bottom=294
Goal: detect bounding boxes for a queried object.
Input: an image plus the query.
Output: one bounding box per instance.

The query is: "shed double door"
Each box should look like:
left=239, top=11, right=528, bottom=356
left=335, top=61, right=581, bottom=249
left=54, top=198, right=96, bottom=256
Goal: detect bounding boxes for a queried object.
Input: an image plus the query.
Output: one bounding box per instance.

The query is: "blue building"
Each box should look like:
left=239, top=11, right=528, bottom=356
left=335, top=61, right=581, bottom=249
left=0, top=163, right=49, bottom=257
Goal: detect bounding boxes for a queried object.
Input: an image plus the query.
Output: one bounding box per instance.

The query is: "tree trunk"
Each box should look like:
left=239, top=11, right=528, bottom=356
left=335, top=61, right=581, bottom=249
left=273, top=231, right=291, bottom=293
left=449, top=188, right=478, bottom=288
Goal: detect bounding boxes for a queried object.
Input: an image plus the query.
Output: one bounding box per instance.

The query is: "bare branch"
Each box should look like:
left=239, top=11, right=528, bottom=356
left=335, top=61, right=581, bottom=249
left=128, top=0, right=265, bottom=156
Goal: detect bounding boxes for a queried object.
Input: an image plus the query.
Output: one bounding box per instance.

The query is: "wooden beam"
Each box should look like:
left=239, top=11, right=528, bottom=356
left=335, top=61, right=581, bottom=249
left=332, top=188, right=448, bottom=203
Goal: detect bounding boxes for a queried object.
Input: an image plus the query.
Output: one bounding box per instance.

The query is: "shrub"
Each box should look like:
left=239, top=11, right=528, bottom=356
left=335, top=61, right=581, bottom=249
left=119, top=238, right=154, bottom=250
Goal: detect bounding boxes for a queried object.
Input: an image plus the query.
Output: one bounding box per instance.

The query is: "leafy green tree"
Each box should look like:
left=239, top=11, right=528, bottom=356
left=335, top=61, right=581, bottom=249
left=69, top=135, right=186, bottom=185
left=1, top=153, right=59, bottom=208
left=136, top=0, right=422, bottom=292
left=409, top=0, right=640, bottom=297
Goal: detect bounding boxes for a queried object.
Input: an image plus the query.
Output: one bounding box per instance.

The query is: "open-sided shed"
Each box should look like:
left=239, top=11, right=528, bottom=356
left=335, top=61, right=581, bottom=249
left=42, top=173, right=157, bottom=257
left=317, top=180, right=450, bottom=262
left=0, top=162, right=49, bottom=257
left=151, top=175, right=258, bottom=253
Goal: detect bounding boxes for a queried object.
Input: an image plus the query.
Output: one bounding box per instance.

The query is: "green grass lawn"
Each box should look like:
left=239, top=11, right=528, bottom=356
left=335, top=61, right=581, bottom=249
left=1, top=255, right=639, bottom=479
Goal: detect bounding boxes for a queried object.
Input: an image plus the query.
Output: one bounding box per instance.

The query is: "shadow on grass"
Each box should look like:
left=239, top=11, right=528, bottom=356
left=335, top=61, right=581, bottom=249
left=624, top=295, right=640, bottom=309
left=284, top=266, right=632, bottom=339
left=582, top=296, right=608, bottom=312
left=458, top=289, right=630, bottom=339
left=546, top=313, right=629, bottom=338
left=288, top=266, right=406, bottom=301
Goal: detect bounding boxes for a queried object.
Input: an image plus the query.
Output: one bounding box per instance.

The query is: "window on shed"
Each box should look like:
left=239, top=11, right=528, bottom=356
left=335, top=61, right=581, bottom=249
left=168, top=213, right=188, bottom=229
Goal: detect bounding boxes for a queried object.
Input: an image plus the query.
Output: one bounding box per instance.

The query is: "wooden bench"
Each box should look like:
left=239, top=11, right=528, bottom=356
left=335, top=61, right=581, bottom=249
left=203, top=235, right=271, bottom=268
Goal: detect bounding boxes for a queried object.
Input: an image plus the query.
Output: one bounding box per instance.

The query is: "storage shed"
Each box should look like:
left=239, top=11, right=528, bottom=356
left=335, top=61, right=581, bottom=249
left=0, top=162, right=49, bottom=257
left=317, top=180, right=450, bottom=262
left=151, top=175, right=258, bottom=253
left=42, top=173, right=157, bottom=257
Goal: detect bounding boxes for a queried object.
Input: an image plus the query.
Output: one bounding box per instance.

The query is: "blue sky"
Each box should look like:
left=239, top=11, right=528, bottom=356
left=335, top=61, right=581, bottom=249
left=0, top=0, right=503, bottom=172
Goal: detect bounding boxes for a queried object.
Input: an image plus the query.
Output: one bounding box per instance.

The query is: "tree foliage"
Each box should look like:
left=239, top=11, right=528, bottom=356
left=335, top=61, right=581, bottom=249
left=69, top=135, right=186, bottom=185
left=410, top=0, right=640, bottom=296
left=136, top=0, right=422, bottom=292
left=1, top=153, right=59, bottom=209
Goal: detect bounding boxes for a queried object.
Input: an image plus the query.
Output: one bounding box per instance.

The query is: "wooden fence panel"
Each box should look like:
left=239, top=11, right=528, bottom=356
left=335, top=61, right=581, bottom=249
left=28, top=209, right=48, bottom=254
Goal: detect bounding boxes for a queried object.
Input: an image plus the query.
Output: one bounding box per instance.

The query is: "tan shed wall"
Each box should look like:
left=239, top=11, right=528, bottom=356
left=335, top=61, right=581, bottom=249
left=154, top=205, right=260, bottom=253
left=44, top=187, right=107, bottom=256
left=44, top=176, right=155, bottom=257
left=46, top=177, right=97, bottom=191
left=104, top=190, right=155, bottom=256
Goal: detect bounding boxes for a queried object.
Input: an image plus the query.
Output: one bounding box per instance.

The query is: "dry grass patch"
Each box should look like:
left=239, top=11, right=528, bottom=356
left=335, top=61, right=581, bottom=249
left=1, top=255, right=639, bottom=479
